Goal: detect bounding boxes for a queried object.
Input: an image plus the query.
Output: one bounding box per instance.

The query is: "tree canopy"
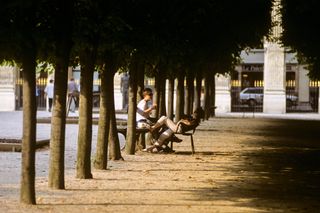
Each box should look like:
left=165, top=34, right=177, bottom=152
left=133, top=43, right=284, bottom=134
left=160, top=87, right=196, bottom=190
left=281, top=0, right=320, bottom=79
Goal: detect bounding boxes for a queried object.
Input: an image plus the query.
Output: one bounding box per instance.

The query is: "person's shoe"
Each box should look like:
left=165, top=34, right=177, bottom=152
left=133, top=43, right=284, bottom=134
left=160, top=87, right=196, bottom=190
left=171, top=135, right=182, bottom=143
left=163, top=146, right=175, bottom=153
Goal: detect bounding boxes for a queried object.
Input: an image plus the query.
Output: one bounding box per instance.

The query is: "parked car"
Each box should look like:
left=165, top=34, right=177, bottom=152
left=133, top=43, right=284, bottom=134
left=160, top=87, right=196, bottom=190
left=239, top=87, right=298, bottom=107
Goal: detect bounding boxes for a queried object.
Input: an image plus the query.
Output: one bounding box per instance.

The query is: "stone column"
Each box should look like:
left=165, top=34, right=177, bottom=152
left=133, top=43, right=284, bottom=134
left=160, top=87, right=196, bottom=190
left=0, top=66, right=17, bottom=111
left=263, top=42, right=286, bottom=113
left=263, top=0, right=286, bottom=114
left=298, top=66, right=309, bottom=102
left=215, top=74, right=231, bottom=113
left=114, top=73, right=122, bottom=110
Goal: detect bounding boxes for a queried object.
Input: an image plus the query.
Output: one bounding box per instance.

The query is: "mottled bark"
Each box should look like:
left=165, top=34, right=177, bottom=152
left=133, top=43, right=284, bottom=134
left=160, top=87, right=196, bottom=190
left=195, top=73, right=202, bottom=109
left=20, top=56, right=36, bottom=204
left=153, top=71, right=160, bottom=118
left=210, top=74, right=216, bottom=117
left=108, top=70, right=123, bottom=160
left=159, top=69, right=166, bottom=117
left=175, top=72, right=184, bottom=122
left=48, top=1, right=73, bottom=188
left=76, top=49, right=96, bottom=179
left=48, top=57, right=69, bottom=189
left=94, top=69, right=110, bottom=170
left=167, top=77, right=175, bottom=120
left=125, top=59, right=138, bottom=154
left=185, top=73, right=194, bottom=115
left=204, top=73, right=211, bottom=120
left=137, top=68, right=144, bottom=102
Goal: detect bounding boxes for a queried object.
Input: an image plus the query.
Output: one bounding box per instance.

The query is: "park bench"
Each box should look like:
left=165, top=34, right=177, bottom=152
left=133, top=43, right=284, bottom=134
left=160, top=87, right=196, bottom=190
left=117, top=126, right=150, bottom=150
left=117, top=127, right=150, bottom=138
left=168, top=125, right=198, bottom=155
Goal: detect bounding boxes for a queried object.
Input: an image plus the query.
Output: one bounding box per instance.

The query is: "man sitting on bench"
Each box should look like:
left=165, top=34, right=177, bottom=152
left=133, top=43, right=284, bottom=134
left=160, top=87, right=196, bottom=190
left=136, top=88, right=157, bottom=128
left=144, top=107, right=204, bottom=153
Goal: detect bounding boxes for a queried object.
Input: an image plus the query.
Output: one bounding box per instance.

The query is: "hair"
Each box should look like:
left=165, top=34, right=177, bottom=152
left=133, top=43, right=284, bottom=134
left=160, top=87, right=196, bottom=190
left=143, top=88, right=153, bottom=97
left=193, top=107, right=205, bottom=121
left=49, top=79, right=54, bottom=83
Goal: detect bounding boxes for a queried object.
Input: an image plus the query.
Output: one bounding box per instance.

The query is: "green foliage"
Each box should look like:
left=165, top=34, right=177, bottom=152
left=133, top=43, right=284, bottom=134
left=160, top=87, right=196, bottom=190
left=281, top=0, right=320, bottom=79
left=36, top=61, right=54, bottom=74
left=0, top=0, right=43, bottom=63
left=0, top=0, right=274, bottom=78
left=0, top=60, right=16, bottom=66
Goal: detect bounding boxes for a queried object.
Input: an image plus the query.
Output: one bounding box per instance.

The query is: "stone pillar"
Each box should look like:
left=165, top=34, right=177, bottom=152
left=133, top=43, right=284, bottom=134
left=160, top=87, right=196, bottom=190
left=263, top=0, right=286, bottom=114
left=298, top=66, right=309, bottom=102
left=0, top=66, right=17, bottom=111
left=215, top=74, right=231, bottom=113
left=263, top=42, right=286, bottom=113
left=114, top=73, right=122, bottom=110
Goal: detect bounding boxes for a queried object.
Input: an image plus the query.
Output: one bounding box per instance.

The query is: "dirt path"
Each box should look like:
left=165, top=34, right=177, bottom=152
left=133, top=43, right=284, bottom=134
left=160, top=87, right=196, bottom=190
left=1, top=117, right=320, bottom=212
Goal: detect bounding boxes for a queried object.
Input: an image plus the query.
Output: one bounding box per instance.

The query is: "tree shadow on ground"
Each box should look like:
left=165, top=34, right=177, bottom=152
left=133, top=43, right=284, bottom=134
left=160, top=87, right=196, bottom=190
left=174, top=151, right=216, bottom=155
left=189, top=118, right=320, bottom=212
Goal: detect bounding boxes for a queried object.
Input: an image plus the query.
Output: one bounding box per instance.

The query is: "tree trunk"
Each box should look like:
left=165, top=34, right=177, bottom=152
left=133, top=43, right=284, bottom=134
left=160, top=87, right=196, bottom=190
left=195, top=73, right=202, bottom=109
left=48, top=57, right=69, bottom=189
left=20, top=56, right=36, bottom=205
left=210, top=74, right=216, bottom=117
left=94, top=68, right=110, bottom=170
left=185, top=73, right=194, bottom=115
left=153, top=71, right=160, bottom=118
left=125, top=59, right=138, bottom=154
left=159, top=69, right=166, bottom=117
left=76, top=49, right=96, bottom=179
left=108, top=70, right=123, bottom=160
left=137, top=68, right=144, bottom=102
left=48, top=1, right=73, bottom=189
left=204, top=72, right=211, bottom=120
left=167, top=77, right=174, bottom=120
left=175, top=72, right=184, bottom=122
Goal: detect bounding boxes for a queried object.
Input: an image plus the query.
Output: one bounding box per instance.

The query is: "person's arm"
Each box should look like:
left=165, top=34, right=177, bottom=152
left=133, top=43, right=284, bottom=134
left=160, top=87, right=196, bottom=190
left=144, top=104, right=156, bottom=115
left=175, top=119, right=189, bottom=132
left=137, top=101, right=156, bottom=117
left=178, top=119, right=192, bottom=126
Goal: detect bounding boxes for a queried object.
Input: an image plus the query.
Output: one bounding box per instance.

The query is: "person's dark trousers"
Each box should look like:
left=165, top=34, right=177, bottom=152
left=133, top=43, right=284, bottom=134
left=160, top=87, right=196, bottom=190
left=48, top=98, right=53, bottom=112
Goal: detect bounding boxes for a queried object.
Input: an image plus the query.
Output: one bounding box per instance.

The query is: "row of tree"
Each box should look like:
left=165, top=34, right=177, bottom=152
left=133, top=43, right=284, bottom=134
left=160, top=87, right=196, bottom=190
left=0, top=0, right=273, bottom=205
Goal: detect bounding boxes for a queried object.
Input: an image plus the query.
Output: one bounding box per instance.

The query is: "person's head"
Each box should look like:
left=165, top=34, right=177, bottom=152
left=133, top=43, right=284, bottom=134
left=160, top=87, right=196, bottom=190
left=192, top=107, right=205, bottom=121
left=49, top=79, right=54, bottom=83
left=142, top=88, right=153, bottom=101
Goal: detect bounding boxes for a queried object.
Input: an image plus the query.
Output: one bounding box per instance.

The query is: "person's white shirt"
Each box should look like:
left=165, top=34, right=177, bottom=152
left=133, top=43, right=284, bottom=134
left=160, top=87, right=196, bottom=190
left=44, top=82, right=54, bottom=98
left=136, top=99, right=149, bottom=121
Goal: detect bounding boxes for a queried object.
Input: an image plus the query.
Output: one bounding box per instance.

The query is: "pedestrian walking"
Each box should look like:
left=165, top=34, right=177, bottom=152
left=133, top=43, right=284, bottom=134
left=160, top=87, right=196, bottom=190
left=67, top=78, right=79, bottom=112
left=44, top=79, right=54, bottom=112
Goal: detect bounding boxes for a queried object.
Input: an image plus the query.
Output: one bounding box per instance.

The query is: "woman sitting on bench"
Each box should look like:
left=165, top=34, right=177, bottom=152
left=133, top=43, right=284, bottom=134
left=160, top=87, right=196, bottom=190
left=144, top=107, right=204, bottom=152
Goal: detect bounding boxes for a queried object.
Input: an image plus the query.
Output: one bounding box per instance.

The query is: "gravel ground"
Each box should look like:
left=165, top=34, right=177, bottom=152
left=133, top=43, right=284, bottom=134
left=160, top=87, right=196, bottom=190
left=0, top=111, right=320, bottom=212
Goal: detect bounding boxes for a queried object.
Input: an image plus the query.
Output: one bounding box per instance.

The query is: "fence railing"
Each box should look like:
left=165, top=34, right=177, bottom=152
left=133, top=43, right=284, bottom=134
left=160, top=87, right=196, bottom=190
left=231, top=80, right=319, bottom=113
left=15, top=78, right=101, bottom=110
left=16, top=78, right=48, bottom=109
